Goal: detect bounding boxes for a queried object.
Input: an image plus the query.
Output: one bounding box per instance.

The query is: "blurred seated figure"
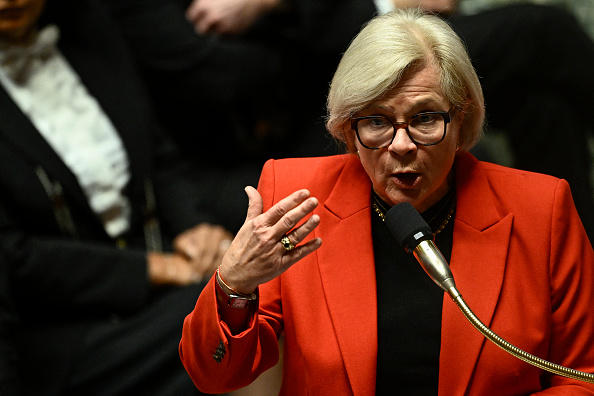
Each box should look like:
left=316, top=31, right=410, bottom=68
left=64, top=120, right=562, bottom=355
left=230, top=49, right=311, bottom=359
left=104, top=0, right=376, bottom=160
left=0, top=0, right=232, bottom=394
left=101, top=0, right=286, bottom=164
left=97, top=0, right=379, bottom=234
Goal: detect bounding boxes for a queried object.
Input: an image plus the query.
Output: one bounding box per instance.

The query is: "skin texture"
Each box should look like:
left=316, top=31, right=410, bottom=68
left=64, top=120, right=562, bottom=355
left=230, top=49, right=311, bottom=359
left=218, top=187, right=321, bottom=294
left=0, top=0, right=45, bottom=43
left=185, top=0, right=279, bottom=35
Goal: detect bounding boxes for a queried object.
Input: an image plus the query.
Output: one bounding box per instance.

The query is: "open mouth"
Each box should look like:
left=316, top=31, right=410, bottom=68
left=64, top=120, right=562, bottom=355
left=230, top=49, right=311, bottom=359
left=392, top=173, right=420, bottom=188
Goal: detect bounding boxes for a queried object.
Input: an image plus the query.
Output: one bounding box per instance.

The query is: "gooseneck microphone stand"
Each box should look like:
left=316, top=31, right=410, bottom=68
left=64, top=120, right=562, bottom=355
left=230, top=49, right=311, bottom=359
left=447, top=285, right=594, bottom=383
left=386, top=202, right=594, bottom=384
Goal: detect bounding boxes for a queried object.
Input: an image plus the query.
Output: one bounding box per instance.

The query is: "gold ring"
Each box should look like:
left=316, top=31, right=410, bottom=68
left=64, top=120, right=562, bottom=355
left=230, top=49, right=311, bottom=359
left=280, top=235, right=295, bottom=251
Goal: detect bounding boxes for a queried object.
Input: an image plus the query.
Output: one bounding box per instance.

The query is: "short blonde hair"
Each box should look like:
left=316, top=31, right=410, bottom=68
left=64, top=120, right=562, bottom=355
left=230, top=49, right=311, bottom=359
left=326, top=8, right=484, bottom=153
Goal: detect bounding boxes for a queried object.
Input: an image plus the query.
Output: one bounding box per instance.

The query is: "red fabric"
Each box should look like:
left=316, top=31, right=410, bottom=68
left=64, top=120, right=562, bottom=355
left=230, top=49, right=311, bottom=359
left=180, top=152, right=594, bottom=395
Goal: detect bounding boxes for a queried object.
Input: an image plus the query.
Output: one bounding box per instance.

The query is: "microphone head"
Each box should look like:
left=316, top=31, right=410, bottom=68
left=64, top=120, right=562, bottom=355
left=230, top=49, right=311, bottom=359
left=385, top=202, right=433, bottom=252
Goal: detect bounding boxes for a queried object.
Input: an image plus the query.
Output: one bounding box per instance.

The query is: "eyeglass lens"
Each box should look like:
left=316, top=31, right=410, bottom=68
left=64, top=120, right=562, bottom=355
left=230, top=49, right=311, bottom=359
left=355, top=112, right=447, bottom=148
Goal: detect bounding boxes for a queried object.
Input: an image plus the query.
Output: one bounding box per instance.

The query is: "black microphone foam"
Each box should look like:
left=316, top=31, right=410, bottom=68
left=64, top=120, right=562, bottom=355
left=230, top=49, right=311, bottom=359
left=385, top=202, right=433, bottom=252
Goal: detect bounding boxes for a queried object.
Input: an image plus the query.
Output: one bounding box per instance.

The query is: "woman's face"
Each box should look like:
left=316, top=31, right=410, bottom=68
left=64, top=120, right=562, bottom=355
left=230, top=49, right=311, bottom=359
left=0, top=0, right=46, bottom=43
left=353, top=63, right=463, bottom=213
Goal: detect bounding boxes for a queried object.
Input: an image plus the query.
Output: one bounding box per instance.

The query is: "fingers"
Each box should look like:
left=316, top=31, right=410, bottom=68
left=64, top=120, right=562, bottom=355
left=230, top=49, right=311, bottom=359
left=185, top=0, right=215, bottom=34
left=172, top=223, right=234, bottom=282
left=217, top=189, right=321, bottom=293
left=280, top=213, right=320, bottom=249
left=148, top=252, right=201, bottom=286
left=244, top=186, right=263, bottom=222
left=185, top=0, right=205, bottom=32
left=258, top=189, right=316, bottom=231
left=197, top=227, right=234, bottom=278
left=173, top=230, right=199, bottom=260
left=281, top=236, right=322, bottom=264
left=245, top=188, right=319, bottom=253
left=189, top=225, right=233, bottom=278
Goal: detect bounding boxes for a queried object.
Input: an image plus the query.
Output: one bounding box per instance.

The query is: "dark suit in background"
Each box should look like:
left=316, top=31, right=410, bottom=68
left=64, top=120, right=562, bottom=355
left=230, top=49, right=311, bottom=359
left=0, top=237, right=18, bottom=396
left=99, top=0, right=378, bottom=234
left=0, top=0, right=213, bottom=394
left=446, top=3, right=594, bottom=242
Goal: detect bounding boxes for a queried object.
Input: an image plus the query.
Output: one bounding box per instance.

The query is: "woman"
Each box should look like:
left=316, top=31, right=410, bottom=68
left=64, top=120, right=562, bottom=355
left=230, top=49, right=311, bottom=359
left=0, top=0, right=231, bottom=394
left=180, top=9, right=594, bottom=395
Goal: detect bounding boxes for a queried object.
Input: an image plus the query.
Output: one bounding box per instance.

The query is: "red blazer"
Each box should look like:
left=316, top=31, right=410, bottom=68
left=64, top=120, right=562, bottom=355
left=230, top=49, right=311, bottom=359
left=181, top=152, right=594, bottom=395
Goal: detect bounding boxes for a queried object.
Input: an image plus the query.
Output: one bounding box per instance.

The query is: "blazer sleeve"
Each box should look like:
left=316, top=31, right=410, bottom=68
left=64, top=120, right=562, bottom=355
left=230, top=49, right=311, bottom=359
left=179, top=159, right=284, bottom=394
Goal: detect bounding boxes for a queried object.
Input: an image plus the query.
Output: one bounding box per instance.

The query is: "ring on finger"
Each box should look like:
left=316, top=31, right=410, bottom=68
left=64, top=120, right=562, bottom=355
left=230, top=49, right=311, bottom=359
left=280, top=234, right=295, bottom=251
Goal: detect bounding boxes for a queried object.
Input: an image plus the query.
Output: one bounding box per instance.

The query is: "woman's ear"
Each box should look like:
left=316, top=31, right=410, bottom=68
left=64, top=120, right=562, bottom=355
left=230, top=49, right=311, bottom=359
left=342, top=123, right=358, bottom=154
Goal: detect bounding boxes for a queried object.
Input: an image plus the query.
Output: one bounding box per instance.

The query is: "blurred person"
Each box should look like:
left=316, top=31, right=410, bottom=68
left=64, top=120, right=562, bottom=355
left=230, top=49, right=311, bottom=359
left=0, top=0, right=232, bottom=394
left=98, top=0, right=379, bottom=236
left=100, top=0, right=288, bottom=165
left=100, top=0, right=299, bottom=233
left=180, top=9, right=594, bottom=395
left=182, top=0, right=377, bottom=159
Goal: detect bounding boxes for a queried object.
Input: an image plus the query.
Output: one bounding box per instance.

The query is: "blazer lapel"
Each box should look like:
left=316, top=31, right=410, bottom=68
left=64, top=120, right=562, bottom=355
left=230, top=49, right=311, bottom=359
left=439, top=152, right=512, bottom=395
left=316, top=156, right=377, bottom=396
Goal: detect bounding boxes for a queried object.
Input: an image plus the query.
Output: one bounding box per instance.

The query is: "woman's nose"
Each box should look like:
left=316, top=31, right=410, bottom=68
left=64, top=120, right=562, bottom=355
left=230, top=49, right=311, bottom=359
left=388, top=127, right=417, bottom=156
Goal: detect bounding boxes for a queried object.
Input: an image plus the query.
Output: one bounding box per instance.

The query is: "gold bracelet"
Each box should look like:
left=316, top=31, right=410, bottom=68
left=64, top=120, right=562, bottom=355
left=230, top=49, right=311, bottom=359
left=216, top=267, right=255, bottom=299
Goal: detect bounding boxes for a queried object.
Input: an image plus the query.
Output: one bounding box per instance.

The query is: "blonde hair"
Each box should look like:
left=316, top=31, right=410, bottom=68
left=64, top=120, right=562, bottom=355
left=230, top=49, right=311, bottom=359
left=326, top=8, right=485, bottom=153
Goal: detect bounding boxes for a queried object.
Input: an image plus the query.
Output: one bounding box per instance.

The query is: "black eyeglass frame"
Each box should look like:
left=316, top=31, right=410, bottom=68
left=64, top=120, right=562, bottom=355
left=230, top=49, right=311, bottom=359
left=350, top=107, right=455, bottom=149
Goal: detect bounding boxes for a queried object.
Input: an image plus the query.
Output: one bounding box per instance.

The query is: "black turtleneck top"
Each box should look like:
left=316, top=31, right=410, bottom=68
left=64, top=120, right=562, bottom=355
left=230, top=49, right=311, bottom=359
left=373, top=193, right=455, bottom=395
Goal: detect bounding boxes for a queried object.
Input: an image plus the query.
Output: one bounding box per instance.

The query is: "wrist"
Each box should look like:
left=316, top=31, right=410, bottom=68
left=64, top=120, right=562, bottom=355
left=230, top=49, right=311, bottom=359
left=215, top=267, right=258, bottom=309
left=218, top=265, right=257, bottom=295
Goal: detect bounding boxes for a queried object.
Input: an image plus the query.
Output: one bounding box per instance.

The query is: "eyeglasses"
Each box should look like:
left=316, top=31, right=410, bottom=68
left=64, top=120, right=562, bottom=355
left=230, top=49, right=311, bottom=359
left=350, top=107, right=454, bottom=149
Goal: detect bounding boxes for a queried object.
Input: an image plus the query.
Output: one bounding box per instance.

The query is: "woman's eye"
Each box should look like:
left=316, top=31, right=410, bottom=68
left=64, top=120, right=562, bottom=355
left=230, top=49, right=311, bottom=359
left=416, top=114, right=437, bottom=124
left=368, top=118, right=391, bottom=128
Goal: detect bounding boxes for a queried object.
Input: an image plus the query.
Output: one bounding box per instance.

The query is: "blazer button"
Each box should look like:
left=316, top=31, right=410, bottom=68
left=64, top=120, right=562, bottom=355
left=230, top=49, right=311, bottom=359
left=213, top=340, right=226, bottom=363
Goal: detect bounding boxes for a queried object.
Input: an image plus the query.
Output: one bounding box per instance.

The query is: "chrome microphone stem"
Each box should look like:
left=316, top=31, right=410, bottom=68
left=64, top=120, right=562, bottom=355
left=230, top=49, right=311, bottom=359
left=445, top=286, right=594, bottom=384
left=413, top=240, right=456, bottom=291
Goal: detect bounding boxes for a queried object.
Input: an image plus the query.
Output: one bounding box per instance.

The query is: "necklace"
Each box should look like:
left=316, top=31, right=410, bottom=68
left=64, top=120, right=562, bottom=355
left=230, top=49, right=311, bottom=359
left=371, top=192, right=456, bottom=237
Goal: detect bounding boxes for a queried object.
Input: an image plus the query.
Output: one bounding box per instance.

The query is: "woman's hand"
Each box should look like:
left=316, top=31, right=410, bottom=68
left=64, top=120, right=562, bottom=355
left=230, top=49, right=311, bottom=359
left=218, top=186, right=322, bottom=294
left=173, top=223, right=234, bottom=281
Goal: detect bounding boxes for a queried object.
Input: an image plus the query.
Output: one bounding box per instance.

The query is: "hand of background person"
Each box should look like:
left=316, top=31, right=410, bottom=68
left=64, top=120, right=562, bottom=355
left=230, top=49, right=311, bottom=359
left=147, top=251, right=201, bottom=286
left=217, top=186, right=322, bottom=295
left=391, top=0, right=457, bottom=14
left=173, top=223, right=234, bottom=281
left=185, top=0, right=280, bottom=35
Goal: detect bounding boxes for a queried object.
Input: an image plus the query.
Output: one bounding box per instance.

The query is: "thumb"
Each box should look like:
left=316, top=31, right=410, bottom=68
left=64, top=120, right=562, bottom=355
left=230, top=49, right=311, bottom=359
left=244, top=186, right=263, bottom=221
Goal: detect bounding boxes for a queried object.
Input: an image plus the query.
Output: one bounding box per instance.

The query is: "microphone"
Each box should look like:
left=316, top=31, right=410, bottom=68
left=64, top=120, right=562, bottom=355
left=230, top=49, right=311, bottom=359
left=385, top=202, right=455, bottom=292
left=385, top=202, right=594, bottom=384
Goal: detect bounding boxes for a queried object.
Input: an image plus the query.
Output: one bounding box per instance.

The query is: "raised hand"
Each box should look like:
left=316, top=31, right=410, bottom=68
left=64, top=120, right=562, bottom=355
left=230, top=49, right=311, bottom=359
left=218, top=186, right=322, bottom=294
